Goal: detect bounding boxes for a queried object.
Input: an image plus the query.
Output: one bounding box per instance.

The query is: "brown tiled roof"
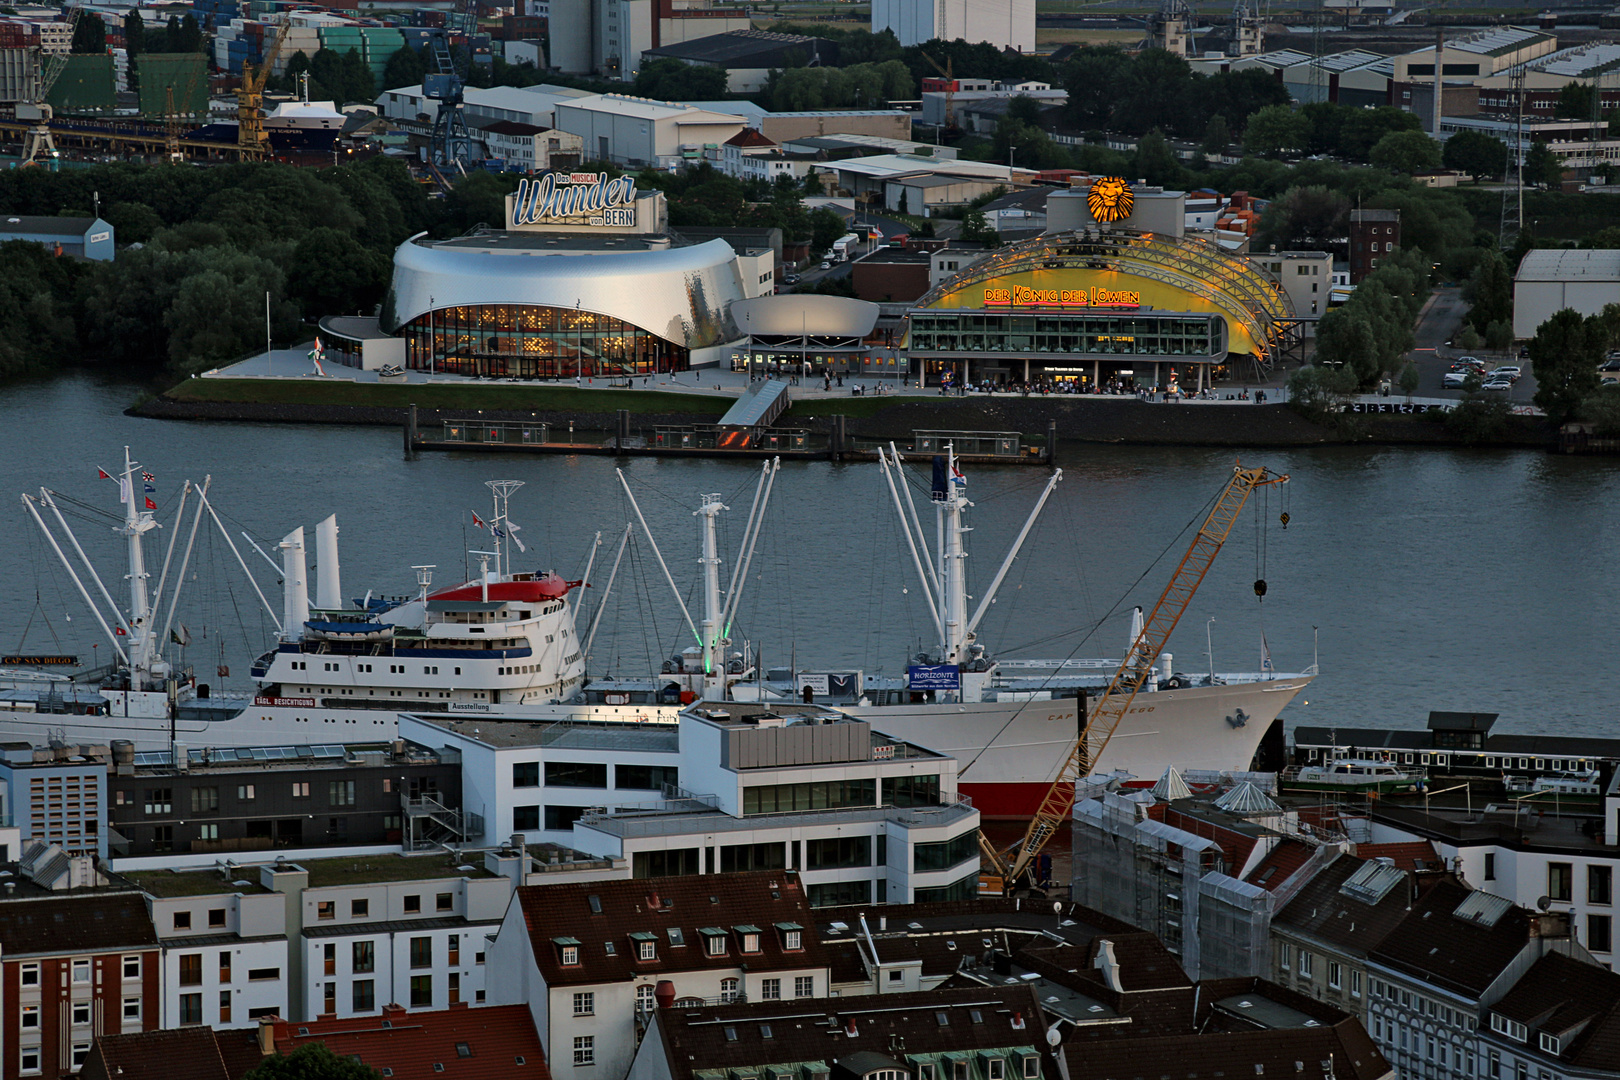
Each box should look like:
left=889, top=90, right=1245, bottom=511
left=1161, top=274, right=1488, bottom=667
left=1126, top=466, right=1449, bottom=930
left=1163, top=807, right=1262, bottom=877
left=1274, top=854, right=1418, bottom=957
left=1368, top=880, right=1532, bottom=998
left=0, top=892, right=159, bottom=957
left=826, top=940, right=869, bottom=984
left=517, top=870, right=826, bottom=987
left=652, top=986, right=1058, bottom=1080
left=1062, top=1022, right=1391, bottom=1080
left=82, top=1028, right=235, bottom=1080
left=272, top=1003, right=548, bottom=1080
left=1245, top=840, right=1315, bottom=891
left=724, top=128, right=777, bottom=148
left=1014, top=944, right=1197, bottom=1040
left=1352, top=842, right=1440, bottom=871
left=1085, top=934, right=1192, bottom=992
left=1491, top=952, right=1620, bottom=1068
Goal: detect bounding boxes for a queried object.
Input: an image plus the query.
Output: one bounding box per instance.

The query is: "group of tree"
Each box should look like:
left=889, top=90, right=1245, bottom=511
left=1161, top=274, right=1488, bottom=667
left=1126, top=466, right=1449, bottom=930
left=1529, top=304, right=1620, bottom=426
left=760, top=60, right=913, bottom=113
left=1309, top=245, right=1432, bottom=389
left=269, top=48, right=378, bottom=106
left=0, top=157, right=435, bottom=379
left=1063, top=47, right=1288, bottom=141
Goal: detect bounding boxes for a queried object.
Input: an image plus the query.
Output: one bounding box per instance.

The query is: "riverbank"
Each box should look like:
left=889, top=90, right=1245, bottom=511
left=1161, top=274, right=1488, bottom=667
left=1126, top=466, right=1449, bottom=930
left=134, top=377, right=1555, bottom=449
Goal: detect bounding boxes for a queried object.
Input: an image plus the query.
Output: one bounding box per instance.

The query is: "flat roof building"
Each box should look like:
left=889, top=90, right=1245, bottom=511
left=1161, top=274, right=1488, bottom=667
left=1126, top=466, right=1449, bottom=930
left=0, top=214, right=113, bottom=260
left=1513, top=249, right=1620, bottom=339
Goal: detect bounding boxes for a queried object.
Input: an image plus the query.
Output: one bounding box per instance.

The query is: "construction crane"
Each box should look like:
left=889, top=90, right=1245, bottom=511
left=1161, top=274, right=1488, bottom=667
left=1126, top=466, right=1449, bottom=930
left=19, top=3, right=85, bottom=166
left=164, top=43, right=209, bottom=164
left=236, top=19, right=288, bottom=160
left=426, top=0, right=480, bottom=176
left=979, top=462, right=1291, bottom=893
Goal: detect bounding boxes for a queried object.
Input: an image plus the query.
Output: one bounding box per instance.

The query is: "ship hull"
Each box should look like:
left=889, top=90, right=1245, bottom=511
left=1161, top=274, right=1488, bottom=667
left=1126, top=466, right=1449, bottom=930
left=842, top=675, right=1313, bottom=818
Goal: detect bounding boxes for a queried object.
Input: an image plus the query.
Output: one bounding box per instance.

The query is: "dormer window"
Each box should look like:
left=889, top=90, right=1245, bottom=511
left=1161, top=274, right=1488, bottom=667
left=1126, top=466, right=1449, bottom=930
left=554, top=937, right=582, bottom=966
left=1022, top=1055, right=1040, bottom=1079
left=1539, top=1032, right=1561, bottom=1055
left=629, top=931, right=657, bottom=961
left=700, top=927, right=728, bottom=957
left=776, top=921, right=803, bottom=951
left=735, top=925, right=762, bottom=953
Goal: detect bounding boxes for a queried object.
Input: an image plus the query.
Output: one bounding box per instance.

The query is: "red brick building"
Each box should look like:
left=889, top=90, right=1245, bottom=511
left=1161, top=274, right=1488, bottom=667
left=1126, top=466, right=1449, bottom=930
left=0, top=891, right=160, bottom=1080
left=1348, top=208, right=1401, bottom=284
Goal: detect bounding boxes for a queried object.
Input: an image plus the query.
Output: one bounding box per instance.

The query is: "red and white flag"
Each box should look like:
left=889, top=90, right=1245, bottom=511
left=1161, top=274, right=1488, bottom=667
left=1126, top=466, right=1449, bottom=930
left=145, top=497, right=157, bottom=511
left=114, top=625, right=127, bottom=636
left=471, top=511, right=487, bottom=531
left=96, top=467, right=111, bottom=480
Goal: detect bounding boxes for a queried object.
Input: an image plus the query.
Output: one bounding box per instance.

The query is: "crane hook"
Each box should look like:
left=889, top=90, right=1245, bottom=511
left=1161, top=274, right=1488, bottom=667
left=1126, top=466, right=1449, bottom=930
left=1279, top=511, right=1290, bottom=529
left=1253, top=579, right=1268, bottom=599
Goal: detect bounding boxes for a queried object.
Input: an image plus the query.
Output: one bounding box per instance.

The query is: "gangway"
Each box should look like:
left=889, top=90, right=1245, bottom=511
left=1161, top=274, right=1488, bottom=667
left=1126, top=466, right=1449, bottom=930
left=718, top=377, right=791, bottom=430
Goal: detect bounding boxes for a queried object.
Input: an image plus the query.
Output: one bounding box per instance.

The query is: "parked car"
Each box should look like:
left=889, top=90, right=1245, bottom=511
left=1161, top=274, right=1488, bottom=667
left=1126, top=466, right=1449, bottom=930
left=819, top=261, right=831, bottom=270
left=1599, top=359, right=1620, bottom=372
left=1442, top=371, right=1470, bottom=389
left=1481, top=374, right=1514, bottom=391
left=1519, top=346, right=1531, bottom=359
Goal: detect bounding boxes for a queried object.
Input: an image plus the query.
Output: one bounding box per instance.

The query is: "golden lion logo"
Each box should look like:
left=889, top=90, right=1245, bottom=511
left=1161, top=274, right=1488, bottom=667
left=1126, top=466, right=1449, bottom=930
left=1088, top=177, right=1133, bottom=223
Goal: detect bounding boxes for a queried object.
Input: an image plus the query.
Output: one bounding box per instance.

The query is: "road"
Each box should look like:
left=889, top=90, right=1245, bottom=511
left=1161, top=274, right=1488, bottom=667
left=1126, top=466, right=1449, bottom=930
left=1408, top=286, right=1537, bottom=405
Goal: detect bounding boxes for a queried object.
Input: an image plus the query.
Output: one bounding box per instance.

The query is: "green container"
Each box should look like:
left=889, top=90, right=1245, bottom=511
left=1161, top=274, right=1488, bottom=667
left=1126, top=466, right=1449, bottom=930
left=135, top=53, right=208, bottom=119
left=47, top=54, right=115, bottom=115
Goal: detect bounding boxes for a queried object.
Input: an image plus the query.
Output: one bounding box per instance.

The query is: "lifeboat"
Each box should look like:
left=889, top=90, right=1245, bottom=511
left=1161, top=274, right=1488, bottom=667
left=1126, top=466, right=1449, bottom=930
left=304, top=620, right=395, bottom=642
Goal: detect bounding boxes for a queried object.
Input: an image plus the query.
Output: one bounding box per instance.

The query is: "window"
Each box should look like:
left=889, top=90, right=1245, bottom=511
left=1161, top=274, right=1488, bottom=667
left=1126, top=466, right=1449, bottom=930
left=1328, top=961, right=1342, bottom=989
left=144, top=787, right=172, bottom=814
left=404, top=895, right=422, bottom=913
left=881, top=774, right=940, bottom=807
left=190, top=786, right=219, bottom=813
left=410, top=937, right=433, bottom=968
left=72, top=959, right=91, bottom=984
left=437, top=893, right=453, bottom=912
left=762, top=978, right=781, bottom=1000
left=219, top=990, right=232, bottom=1025
left=1539, top=1033, right=1560, bottom=1054
left=122, top=955, right=141, bottom=979
left=988, top=1060, right=1006, bottom=1080
left=638, top=939, right=656, bottom=961
left=248, top=967, right=280, bottom=981
left=573, top=1037, right=595, bottom=1067
left=354, top=940, right=375, bottom=973
left=328, top=780, right=355, bottom=806
left=913, top=830, right=979, bottom=872
left=70, top=1000, right=90, bottom=1025
left=351, top=898, right=369, bottom=918
left=739, top=930, right=761, bottom=954
left=209, top=908, right=226, bottom=928
left=1491, top=1012, right=1529, bottom=1042
left=808, top=879, right=875, bottom=907
left=1298, top=950, right=1313, bottom=978
left=1591, top=864, right=1613, bottom=905
left=561, top=945, right=580, bottom=966
left=173, top=910, right=192, bottom=930
left=1484, top=852, right=1496, bottom=880
left=353, top=980, right=376, bottom=1012
left=513, top=761, right=540, bottom=787
left=122, top=997, right=140, bottom=1021
left=573, top=992, right=595, bottom=1015
left=1023, top=1058, right=1039, bottom=1080
left=220, top=953, right=232, bottom=982
left=1350, top=969, right=1362, bottom=998
left=73, top=1044, right=91, bottom=1071
left=180, top=992, right=203, bottom=1025
left=638, top=984, right=657, bottom=1011
left=513, top=805, right=540, bottom=830
left=782, top=928, right=802, bottom=951
left=546, top=761, right=608, bottom=788
left=805, top=836, right=870, bottom=871
left=317, top=901, right=335, bottom=921
left=410, top=975, right=433, bottom=1008
left=1550, top=863, right=1573, bottom=902
left=720, top=978, right=739, bottom=1003
left=1589, top=913, right=1613, bottom=953
left=292, top=782, right=309, bottom=798
left=238, top=784, right=255, bottom=800
left=720, top=842, right=787, bottom=873
left=20, top=1047, right=41, bottom=1076
left=743, top=778, right=874, bottom=815
left=616, top=764, right=678, bottom=790
left=632, top=848, right=700, bottom=878
left=705, top=933, right=727, bottom=957
left=179, top=953, right=203, bottom=986
left=20, top=1005, right=38, bottom=1029
left=795, top=976, right=813, bottom=998
left=20, top=962, right=38, bottom=986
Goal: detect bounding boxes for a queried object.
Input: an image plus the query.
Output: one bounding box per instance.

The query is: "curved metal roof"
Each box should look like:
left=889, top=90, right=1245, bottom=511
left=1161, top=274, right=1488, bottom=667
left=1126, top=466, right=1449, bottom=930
left=730, top=293, right=880, bottom=337
left=390, top=236, right=746, bottom=349
left=910, top=229, right=1295, bottom=361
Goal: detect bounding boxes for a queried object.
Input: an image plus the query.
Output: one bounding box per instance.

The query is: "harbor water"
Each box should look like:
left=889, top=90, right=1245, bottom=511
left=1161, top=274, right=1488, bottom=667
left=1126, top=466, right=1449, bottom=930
left=4, top=372, right=1619, bottom=743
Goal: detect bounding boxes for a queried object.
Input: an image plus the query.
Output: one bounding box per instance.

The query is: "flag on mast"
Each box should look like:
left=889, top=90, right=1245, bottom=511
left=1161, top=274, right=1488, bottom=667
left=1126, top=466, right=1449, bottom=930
left=470, top=511, right=487, bottom=531
left=145, top=497, right=157, bottom=510
left=118, top=478, right=131, bottom=504
left=504, top=520, right=527, bottom=553
left=97, top=466, right=111, bottom=480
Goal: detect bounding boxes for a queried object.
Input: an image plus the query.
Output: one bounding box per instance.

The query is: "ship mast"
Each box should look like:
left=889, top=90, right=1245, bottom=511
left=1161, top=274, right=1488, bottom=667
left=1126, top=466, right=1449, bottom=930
left=485, top=480, right=524, bottom=580
left=696, top=493, right=726, bottom=695
left=119, top=447, right=160, bottom=680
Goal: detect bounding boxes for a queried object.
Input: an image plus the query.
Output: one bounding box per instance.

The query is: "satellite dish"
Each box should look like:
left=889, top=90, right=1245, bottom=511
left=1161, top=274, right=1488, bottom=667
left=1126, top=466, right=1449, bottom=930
left=1537, top=896, right=1552, bottom=912
left=1045, top=1022, right=1063, bottom=1048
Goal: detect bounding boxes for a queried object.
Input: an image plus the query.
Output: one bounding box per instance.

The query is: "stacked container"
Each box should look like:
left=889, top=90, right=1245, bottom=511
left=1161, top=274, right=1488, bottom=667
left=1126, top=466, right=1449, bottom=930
left=360, top=26, right=403, bottom=88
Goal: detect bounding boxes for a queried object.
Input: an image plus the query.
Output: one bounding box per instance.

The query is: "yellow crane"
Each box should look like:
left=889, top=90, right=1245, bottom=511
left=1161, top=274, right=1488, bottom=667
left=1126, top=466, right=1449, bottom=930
left=979, top=462, right=1291, bottom=892
left=236, top=20, right=287, bottom=160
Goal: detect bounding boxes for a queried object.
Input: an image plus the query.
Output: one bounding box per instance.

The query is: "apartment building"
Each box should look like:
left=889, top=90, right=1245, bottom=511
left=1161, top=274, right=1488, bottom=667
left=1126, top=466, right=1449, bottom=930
left=486, top=871, right=831, bottom=1080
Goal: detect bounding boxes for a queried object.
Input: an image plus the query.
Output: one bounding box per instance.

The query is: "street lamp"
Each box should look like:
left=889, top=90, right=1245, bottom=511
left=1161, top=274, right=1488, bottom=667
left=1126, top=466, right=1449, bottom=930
left=1008, top=145, right=1017, bottom=169
left=1206, top=617, right=1217, bottom=684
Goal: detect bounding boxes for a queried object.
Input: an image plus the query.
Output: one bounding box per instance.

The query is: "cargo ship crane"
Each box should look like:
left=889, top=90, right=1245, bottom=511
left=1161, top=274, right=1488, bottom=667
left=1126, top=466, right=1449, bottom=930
left=236, top=19, right=287, bottom=160
left=980, top=461, right=1290, bottom=891
left=19, top=2, right=85, bottom=165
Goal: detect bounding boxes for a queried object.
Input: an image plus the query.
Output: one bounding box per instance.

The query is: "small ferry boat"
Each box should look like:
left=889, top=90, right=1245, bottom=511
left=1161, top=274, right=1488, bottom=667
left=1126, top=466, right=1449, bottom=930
left=1283, top=758, right=1422, bottom=794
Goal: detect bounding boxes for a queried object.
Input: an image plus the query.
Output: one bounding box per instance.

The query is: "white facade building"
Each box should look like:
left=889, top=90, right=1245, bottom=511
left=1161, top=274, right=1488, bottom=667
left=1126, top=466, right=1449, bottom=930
left=148, top=890, right=289, bottom=1030
left=553, top=94, right=747, bottom=169
left=485, top=871, right=832, bottom=1080
left=872, top=0, right=1034, bottom=53
left=482, top=123, right=584, bottom=172
left=1512, top=249, right=1620, bottom=339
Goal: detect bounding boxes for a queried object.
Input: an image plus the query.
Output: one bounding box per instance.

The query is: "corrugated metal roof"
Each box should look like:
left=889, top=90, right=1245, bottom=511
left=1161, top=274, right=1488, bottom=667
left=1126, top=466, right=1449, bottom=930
left=1151, top=767, right=1192, bottom=802
left=1214, top=781, right=1281, bottom=815
left=1517, top=248, right=1620, bottom=282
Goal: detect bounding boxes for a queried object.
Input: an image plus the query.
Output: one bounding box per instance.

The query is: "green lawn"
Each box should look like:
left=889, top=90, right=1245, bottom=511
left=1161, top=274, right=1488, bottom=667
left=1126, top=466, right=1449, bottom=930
left=166, top=378, right=731, bottom=416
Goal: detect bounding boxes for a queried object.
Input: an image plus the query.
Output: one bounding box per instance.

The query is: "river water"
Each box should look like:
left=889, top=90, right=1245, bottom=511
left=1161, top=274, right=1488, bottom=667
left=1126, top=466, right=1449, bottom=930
left=5, top=373, right=1619, bottom=741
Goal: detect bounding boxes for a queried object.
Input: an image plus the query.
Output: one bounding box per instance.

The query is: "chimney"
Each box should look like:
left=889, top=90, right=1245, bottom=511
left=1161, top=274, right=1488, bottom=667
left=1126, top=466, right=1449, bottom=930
left=256, top=1017, right=278, bottom=1056
left=1094, top=939, right=1124, bottom=992
left=647, top=890, right=661, bottom=910
left=1011, top=1012, right=1026, bottom=1031
left=655, top=980, right=676, bottom=1009
left=845, top=1018, right=859, bottom=1037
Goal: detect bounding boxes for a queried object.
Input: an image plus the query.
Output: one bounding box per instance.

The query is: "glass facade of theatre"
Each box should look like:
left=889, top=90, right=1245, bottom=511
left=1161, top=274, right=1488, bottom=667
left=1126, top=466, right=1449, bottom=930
left=401, top=304, right=688, bottom=378
left=908, top=311, right=1223, bottom=358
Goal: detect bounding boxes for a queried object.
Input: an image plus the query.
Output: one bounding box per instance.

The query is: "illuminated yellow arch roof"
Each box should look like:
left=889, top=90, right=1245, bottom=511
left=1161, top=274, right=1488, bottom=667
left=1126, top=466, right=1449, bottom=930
left=913, top=229, right=1295, bottom=360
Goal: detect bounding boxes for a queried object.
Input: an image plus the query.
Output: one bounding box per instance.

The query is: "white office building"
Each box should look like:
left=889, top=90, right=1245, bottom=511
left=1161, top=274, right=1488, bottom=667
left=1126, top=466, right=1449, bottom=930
left=872, top=0, right=1034, bottom=53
